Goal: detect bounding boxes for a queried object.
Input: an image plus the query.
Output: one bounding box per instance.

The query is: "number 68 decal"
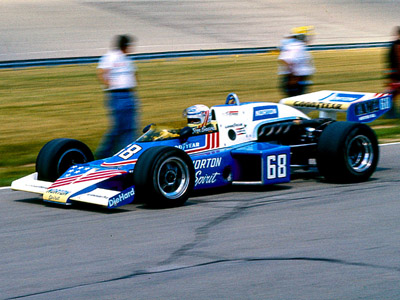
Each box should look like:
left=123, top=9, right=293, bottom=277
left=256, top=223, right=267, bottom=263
left=267, top=154, right=287, bottom=179
left=117, top=144, right=142, bottom=160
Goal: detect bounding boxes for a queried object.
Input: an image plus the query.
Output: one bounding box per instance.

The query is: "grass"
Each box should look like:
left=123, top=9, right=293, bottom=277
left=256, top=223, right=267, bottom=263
left=1, top=48, right=399, bottom=186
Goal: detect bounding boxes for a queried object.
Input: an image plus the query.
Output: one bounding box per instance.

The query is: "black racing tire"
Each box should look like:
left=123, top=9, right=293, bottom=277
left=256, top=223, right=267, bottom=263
left=317, top=122, right=379, bottom=183
left=36, top=138, right=94, bottom=182
left=133, top=146, right=195, bottom=208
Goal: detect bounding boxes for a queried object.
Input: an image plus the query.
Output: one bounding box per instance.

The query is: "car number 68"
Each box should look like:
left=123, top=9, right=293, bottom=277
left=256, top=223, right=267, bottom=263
left=267, top=154, right=287, bottom=179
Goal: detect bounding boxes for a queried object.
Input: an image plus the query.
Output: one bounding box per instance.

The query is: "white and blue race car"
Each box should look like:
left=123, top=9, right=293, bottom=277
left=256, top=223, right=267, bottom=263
left=12, top=91, right=392, bottom=209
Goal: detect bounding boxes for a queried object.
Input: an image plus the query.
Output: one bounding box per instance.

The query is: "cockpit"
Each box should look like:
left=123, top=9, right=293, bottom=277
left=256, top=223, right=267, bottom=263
left=137, top=122, right=218, bottom=142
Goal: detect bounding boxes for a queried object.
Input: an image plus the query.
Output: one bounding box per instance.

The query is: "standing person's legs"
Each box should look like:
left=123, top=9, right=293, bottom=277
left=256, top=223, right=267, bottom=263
left=115, top=90, right=135, bottom=151
left=298, top=76, right=312, bottom=95
left=390, top=89, right=399, bottom=118
left=280, top=75, right=290, bottom=97
left=96, top=92, right=120, bottom=158
left=281, top=74, right=299, bottom=97
left=385, top=81, right=400, bottom=119
left=131, top=90, right=140, bottom=140
left=287, top=74, right=302, bottom=97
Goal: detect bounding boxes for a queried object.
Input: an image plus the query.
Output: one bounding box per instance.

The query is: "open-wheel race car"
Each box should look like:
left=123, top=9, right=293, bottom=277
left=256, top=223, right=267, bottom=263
left=12, top=90, right=392, bottom=209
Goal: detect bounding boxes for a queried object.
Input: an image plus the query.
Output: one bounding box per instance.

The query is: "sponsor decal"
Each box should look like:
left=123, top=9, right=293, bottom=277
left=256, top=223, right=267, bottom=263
left=224, top=110, right=239, bottom=116
left=348, top=95, right=391, bottom=122
left=225, top=123, right=244, bottom=129
left=47, top=188, right=69, bottom=195
left=192, top=126, right=215, bottom=134
left=358, top=114, right=376, bottom=121
left=329, top=93, right=364, bottom=102
left=379, top=96, right=391, bottom=110
left=195, top=170, right=220, bottom=186
left=354, top=98, right=380, bottom=116
left=176, top=142, right=200, bottom=151
left=177, top=132, right=220, bottom=154
left=292, top=101, right=343, bottom=110
left=193, top=157, right=222, bottom=169
left=44, top=188, right=70, bottom=203
left=26, top=183, right=52, bottom=190
left=225, top=123, right=246, bottom=135
left=108, top=188, right=135, bottom=208
left=253, top=105, right=279, bottom=121
left=84, top=192, right=109, bottom=200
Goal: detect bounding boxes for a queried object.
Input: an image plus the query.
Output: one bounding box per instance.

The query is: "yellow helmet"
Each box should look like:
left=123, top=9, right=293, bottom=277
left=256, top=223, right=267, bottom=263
left=291, top=26, right=315, bottom=36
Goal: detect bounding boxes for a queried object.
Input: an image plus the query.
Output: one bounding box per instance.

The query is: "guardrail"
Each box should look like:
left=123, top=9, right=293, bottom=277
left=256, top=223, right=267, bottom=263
left=0, top=42, right=390, bottom=69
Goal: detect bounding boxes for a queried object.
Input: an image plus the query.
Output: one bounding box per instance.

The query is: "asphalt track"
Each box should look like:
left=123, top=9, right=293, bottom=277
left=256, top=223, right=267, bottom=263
left=1, top=143, right=400, bottom=300
left=1, top=0, right=400, bottom=61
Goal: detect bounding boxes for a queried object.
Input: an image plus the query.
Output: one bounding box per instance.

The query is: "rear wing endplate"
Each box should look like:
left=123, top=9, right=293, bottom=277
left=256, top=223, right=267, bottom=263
left=279, top=90, right=392, bottom=123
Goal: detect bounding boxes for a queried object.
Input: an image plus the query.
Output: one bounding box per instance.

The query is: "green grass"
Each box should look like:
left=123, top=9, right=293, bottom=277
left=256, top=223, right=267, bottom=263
left=1, top=48, right=399, bottom=186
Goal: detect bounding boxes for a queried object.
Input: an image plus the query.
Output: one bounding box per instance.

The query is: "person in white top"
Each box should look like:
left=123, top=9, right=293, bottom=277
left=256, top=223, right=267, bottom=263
left=96, top=34, right=140, bottom=158
left=278, top=26, right=315, bottom=97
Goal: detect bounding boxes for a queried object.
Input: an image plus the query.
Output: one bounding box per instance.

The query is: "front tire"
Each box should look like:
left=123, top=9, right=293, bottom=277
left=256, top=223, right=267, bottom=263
left=36, top=138, right=94, bottom=181
left=317, top=122, right=379, bottom=183
left=133, top=146, right=195, bottom=208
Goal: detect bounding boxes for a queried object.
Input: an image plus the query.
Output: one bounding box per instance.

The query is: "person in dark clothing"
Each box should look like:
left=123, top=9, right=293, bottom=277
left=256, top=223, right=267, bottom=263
left=386, top=26, right=400, bottom=118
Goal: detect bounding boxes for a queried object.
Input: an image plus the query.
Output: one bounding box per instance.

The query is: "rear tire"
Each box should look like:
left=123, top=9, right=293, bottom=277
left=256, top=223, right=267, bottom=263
left=317, top=122, right=379, bottom=183
left=36, top=138, right=94, bottom=181
left=133, top=146, right=194, bottom=208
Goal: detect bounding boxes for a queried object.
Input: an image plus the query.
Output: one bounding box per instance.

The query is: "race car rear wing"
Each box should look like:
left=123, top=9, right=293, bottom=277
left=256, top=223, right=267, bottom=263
left=279, top=90, right=392, bottom=123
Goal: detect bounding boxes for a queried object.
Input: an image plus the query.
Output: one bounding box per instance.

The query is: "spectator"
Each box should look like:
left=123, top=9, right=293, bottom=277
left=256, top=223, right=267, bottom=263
left=96, top=34, right=140, bottom=158
left=278, top=26, right=315, bottom=97
left=385, top=26, right=400, bottom=118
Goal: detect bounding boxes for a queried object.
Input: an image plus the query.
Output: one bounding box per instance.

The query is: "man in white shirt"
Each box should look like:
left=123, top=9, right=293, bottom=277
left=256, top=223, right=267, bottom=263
left=96, top=34, right=140, bottom=158
left=278, top=26, right=315, bottom=97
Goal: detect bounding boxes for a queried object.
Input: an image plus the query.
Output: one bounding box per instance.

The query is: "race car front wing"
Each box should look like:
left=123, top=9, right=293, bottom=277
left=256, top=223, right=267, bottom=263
left=11, top=173, right=135, bottom=209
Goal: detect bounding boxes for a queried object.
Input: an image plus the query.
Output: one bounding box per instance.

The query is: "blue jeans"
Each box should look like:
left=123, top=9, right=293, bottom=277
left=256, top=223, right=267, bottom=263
left=96, top=89, right=139, bottom=158
left=281, top=74, right=311, bottom=97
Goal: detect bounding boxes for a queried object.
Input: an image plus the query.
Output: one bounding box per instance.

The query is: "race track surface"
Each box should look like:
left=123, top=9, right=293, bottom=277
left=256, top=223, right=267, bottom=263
left=1, top=0, right=399, bottom=61
left=1, top=143, right=400, bottom=299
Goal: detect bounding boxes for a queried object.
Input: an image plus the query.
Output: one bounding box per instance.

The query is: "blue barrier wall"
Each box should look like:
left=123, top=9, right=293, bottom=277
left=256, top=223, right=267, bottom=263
left=0, top=42, right=390, bottom=69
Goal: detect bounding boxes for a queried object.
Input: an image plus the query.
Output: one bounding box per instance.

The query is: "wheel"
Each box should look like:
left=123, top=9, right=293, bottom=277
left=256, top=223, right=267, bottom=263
left=316, top=122, right=379, bottom=183
left=133, top=146, right=195, bottom=207
left=36, top=138, right=94, bottom=181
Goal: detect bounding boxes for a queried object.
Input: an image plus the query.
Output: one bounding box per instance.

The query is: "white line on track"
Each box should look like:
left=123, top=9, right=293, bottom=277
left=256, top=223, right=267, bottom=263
left=380, top=142, right=400, bottom=146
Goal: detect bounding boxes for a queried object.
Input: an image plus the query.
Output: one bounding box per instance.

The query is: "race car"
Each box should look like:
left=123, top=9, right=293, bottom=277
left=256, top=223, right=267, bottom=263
left=11, top=91, right=392, bottom=209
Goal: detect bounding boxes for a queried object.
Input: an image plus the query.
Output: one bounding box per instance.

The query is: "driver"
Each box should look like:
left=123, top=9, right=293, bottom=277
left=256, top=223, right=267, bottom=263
left=183, top=104, right=216, bottom=133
